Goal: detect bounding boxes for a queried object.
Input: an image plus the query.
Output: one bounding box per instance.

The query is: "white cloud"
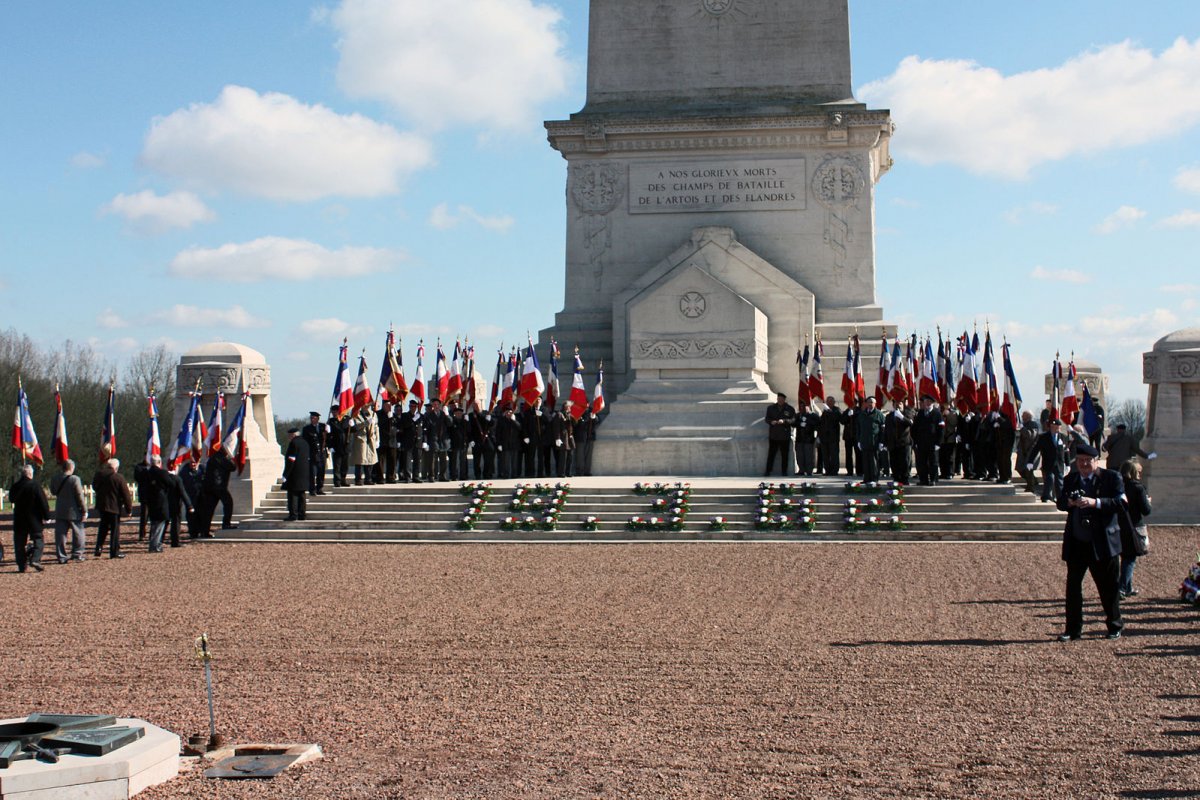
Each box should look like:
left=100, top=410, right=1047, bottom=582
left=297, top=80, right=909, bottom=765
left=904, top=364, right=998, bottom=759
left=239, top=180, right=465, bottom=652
left=146, top=304, right=269, bottom=329
left=298, top=317, right=372, bottom=340
left=860, top=37, right=1200, bottom=178
left=330, top=0, right=571, bottom=130
left=1004, top=201, right=1059, bottom=224
left=70, top=151, right=105, bottom=169
left=96, top=308, right=129, bottom=329
left=1030, top=265, right=1091, bottom=284
left=285, top=351, right=312, bottom=362
left=1094, top=205, right=1145, bottom=234
left=169, top=236, right=402, bottom=282
left=1173, top=166, right=1200, bottom=193
left=472, top=323, right=505, bottom=340
left=142, top=85, right=434, bottom=201
left=1160, top=283, right=1200, bottom=293
left=101, top=189, right=215, bottom=233
left=428, top=202, right=515, bottom=232
left=1157, top=209, right=1200, bottom=228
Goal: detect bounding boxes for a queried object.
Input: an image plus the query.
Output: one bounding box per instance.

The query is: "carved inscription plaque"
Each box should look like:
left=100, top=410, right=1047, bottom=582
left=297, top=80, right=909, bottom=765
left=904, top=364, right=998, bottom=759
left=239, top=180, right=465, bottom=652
left=629, top=159, right=806, bottom=214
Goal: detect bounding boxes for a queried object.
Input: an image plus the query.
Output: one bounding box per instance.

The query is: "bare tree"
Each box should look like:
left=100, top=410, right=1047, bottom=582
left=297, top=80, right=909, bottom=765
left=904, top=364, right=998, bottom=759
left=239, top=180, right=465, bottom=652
left=123, top=345, right=177, bottom=401
left=1107, top=397, right=1147, bottom=442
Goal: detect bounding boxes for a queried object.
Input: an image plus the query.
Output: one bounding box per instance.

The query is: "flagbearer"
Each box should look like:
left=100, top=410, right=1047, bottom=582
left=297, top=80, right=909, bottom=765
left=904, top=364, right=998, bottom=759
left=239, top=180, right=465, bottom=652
left=283, top=428, right=311, bottom=521
left=11, top=465, right=49, bottom=573
left=302, top=412, right=328, bottom=494
left=912, top=394, right=944, bottom=486
left=92, top=457, right=133, bottom=559
left=818, top=396, right=842, bottom=477
left=763, top=393, right=796, bottom=477
left=50, top=459, right=87, bottom=562
left=793, top=402, right=820, bottom=477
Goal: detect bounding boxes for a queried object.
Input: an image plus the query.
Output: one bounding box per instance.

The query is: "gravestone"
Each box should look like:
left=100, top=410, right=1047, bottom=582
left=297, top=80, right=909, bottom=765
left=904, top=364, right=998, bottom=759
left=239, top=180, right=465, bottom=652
left=175, top=342, right=285, bottom=515
left=1142, top=328, right=1200, bottom=523
left=540, top=0, right=894, bottom=473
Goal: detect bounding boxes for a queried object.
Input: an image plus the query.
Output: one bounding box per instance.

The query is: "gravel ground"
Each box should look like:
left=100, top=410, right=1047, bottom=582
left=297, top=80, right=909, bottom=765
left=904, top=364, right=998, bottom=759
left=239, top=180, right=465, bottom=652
left=1, top=529, right=1198, bottom=799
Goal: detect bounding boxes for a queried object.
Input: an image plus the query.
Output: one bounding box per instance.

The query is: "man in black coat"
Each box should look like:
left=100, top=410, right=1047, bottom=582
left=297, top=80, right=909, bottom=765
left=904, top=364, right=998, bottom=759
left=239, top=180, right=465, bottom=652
left=519, top=399, right=547, bottom=478
left=993, top=410, right=1016, bottom=484
left=423, top=399, right=452, bottom=482
left=180, top=460, right=204, bottom=538
left=326, top=406, right=349, bottom=487
left=763, top=393, right=796, bottom=476
left=793, top=403, right=820, bottom=476
left=282, top=428, right=311, bottom=521
left=1056, top=443, right=1126, bottom=641
left=496, top=405, right=522, bottom=479
left=883, top=403, right=914, bottom=485
left=163, top=462, right=194, bottom=548
left=911, top=394, right=944, bottom=486
left=817, top=397, right=841, bottom=476
left=198, top=448, right=236, bottom=534
left=448, top=405, right=470, bottom=481
left=1029, top=419, right=1067, bottom=503
left=574, top=407, right=599, bottom=477
left=143, top=456, right=172, bottom=552
left=11, top=465, right=49, bottom=572
left=375, top=403, right=396, bottom=484
left=842, top=399, right=861, bottom=476
left=133, top=459, right=153, bottom=541
left=397, top=399, right=423, bottom=482
left=467, top=402, right=495, bottom=479
left=302, top=411, right=328, bottom=493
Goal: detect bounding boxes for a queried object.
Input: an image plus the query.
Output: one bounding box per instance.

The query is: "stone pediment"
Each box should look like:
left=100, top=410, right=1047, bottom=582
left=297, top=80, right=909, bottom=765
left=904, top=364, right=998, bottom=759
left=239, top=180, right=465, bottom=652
left=613, top=226, right=814, bottom=394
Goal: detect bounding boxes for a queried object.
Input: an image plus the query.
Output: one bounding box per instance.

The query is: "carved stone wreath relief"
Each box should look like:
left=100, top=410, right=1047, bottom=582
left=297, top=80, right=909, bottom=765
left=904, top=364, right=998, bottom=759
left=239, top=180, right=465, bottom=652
left=811, top=155, right=866, bottom=286
left=570, top=161, right=625, bottom=292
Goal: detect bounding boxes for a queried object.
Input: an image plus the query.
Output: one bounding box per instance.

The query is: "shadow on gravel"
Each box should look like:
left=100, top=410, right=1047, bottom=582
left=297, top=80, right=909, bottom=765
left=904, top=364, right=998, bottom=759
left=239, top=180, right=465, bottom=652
left=1118, top=643, right=1200, bottom=658
left=1159, top=694, right=1200, bottom=700
left=1163, top=715, right=1200, bottom=723
left=830, top=637, right=1046, bottom=648
left=950, top=598, right=1059, bottom=606
left=1119, top=789, right=1200, bottom=798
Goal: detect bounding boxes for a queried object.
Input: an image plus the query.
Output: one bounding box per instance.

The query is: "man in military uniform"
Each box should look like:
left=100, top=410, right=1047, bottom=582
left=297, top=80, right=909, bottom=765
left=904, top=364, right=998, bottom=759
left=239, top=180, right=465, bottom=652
left=1030, top=418, right=1068, bottom=503
left=939, top=403, right=959, bottom=480
left=423, top=399, right=451, bottom=482
left=842, top=399, right=861, bottom=476
left=376, top=402, right=397, bottom=484
left=817, top=396, right=841, bottom=477
left=467, top=401, right=495, bottom=480
left=884, top=402, right=914, bottom=485
left=398, top=399, right=422, bottom=482
left=763, top=392, right=796, bottom=477
left=993, top=408, right=1016, bottom=485
left=912, top=394, right=943, bottom=486
left=793, top=402, right=820, bottom=477
left=326, top=406, right=349, bottom=487
left=301, top=411, right=328, bottom=495
left=496, top=405, right=522, bottom=479
left=282, top=428, right=311, bottom=521
left=1015, top=410, right=1041, bottom=493
left=448, top=405, right=470, bottom=481
left=520, top=398, right=548, bottom=478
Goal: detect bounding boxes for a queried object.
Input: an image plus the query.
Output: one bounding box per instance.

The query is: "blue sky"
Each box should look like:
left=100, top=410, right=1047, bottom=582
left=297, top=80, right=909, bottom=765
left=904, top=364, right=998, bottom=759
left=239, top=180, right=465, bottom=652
left=2, top=0, right=1198, bottom=418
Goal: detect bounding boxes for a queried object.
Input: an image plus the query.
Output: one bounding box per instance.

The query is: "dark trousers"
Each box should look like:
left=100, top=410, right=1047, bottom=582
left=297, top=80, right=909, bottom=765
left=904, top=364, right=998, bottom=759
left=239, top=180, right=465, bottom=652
left=522, top=444, right=543, bottom=478
left=14, top=527, right=43, bottom=571
left=95, top=512, right=122, bottom=556
left=975, top=442, right=996, bottom=478
left=377, top=447, right=396, bottom=483
left=449, top=447, right=468, bottom=481
left=795, top=441, right=816, bottom=476
left=168, top=514, right=182, bottom=547
left=576, top=440, right=594, bottom=476
left=287, top=490, right=307, bottom=520
left=199, top=488, right=234, bottom=531
left=915, top=445, right=938, bottom=485
left=1016, top=456, right=1037, bottom=492
left=939, top=442, right=955, bottom=479
left=956, top=443, right=973, bottom=478
left=474, top=446, right=495, bottom=479
left=553, top=448, right=572, bottom=478
left=497, top=447, right=517, bottom=479
left=332, top=449, right=349, bottom=486
left=820, top=440, right=840, bottom=476
left=860, top=446, right=880, bottom=483
left=996, top=449, right=1013, bottom=482
left=310, top=451, right=327, bottom=491
left=889, top=446, right=911, bottom=484
left=407, top=446, right=423, bottom=481
left=844, top=440, right=858, bottom=476
left=1064, top=552, right=1123, bottom=635
left=1041, top=466, right=1064, bottom=502
left=138, top=504, right=148, bottom=541
left=765, top=439, right=790, bottom=475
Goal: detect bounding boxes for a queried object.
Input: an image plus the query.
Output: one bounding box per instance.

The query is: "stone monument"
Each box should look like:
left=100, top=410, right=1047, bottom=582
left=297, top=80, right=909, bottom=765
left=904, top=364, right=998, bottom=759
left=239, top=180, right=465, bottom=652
left=1142, top=328, right=1200, bottom=523
left=539, top=0, right=894, bottom=473
left=1044, top=358, right=1108, bottom=412
left=175, top=342, right=284, bottom=516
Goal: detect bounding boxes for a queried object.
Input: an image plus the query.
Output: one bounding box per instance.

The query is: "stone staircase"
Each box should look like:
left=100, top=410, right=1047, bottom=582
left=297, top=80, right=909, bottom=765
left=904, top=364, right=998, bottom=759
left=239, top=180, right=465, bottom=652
left=219, top=474, right=1064, bottom=542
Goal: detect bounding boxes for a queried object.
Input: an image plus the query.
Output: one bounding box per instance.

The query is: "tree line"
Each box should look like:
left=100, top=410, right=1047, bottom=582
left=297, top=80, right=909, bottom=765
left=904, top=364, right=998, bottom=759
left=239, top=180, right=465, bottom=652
left=2, top=328, right=176, bottom=489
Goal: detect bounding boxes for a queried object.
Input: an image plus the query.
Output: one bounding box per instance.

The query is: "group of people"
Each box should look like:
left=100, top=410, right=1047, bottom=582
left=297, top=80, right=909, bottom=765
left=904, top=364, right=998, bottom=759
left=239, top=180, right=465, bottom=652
left=5, top=449, right=238, bottom=572
left=279, top=398, right=602, bottom=521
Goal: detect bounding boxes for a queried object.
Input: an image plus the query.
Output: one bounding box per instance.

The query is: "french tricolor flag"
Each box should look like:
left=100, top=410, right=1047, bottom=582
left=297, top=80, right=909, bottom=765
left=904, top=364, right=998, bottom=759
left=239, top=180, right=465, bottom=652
left=591, top=362, right=606, bottom=415
left=569, top=349, right=588, bottom=419
left=956, top=332, right=978, bottom=413
left=331, top=341, right=354, bottom=420
left=874, top=334, right=889, bottom=407
left=545, top=339, right=560, bottom=410
left=919, top=337, right=939, bottom=403
left=99, top=383, right=116, bottom=462
left=12, top=382, right=42, bottom=466
left=886, top=338, right=906, bottom=404
left=447, top=339, right=464, bottom=400
left=52, top=387, right=69, bottom=465
left=1060, top=359, right=1079, bottom=424
left=434, top=341, right=449, bottom=403
left=203, top=392, right=224, bottom=457
left=807, top=339, right=825, bottom=405
left=144, top=392, right=161, bottom=464
left=489, top=347, right=504, bottom=411
left=411, top=342, right=427, bottom=406
left=170, top=390, right=200, bottom=470
left=1001, top=342, right=1022, bottom=429
left=353, top=353, right=374, bottom=411
left=221, top=391, right=251, bottom=474
left=518, top=336, right=544, bottom=405
left=500, top=350, right=516, bottom=408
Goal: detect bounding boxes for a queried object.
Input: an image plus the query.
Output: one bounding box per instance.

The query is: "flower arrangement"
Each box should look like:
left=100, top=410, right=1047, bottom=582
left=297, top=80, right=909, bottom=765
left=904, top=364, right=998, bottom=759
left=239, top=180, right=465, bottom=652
left=758, top=481, right=819, bottom=496
left=458, top=481, right=493, bottom=496
left=754, top=512, right=815, bottom=531
left=457, top=485, right=493, bottom=529
left=843, top=500, right=904, bottom=530
left=626, top=515, right=684, bottom=532
left=633, top=481, right=691, bottom=496
left=580, top=515, right=600, bottom=531
left=709, top=516, right=728, bottom=531
left=844, top=480, right=901, bottom=495
left=1179, top=557, right=1200, bottom=604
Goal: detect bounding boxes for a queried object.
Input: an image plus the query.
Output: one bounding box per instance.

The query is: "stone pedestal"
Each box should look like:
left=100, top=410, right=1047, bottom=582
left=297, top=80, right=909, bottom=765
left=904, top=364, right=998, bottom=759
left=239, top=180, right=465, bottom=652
left=1044, top=358, right=1108, bottom=412
left=1142, top=328, right=1200, bottom=523
left=175, top=342, right=285, bottom=516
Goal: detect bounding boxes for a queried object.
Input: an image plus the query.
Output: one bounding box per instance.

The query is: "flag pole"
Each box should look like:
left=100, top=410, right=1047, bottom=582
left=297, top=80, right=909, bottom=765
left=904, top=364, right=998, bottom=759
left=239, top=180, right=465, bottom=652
left=17, top=375, right=26, bottom=467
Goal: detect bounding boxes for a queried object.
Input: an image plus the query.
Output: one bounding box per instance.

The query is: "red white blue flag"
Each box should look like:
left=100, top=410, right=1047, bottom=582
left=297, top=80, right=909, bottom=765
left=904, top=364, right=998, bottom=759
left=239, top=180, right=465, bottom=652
left=489, top=347, right=503, bottom=411
left=221, top=391, right=251, bottom=474
left=796, top=342, right=811, bottom=408
left=433, top=341, right=449, bottom=403
left=377, top=329, right=405, bottom=406
left=980, top=331, right=999, bottom=413
left=464, top=344, right=477, bottom=408
left=447, top=339, right=464, bottom=400
left=874, top=333, right=889, bottom=406
left=1001, top=341, right=1022, bottom=429
left=591, top=362, right=605, bottom=415
left=569, top=348, right=588, bottom=419
left=545, top=339, right=560, bottom=410
left=52, top=386, right=69, bottom=465
left=12, top=382, right=42, bottom=466
left=411, top=342, right=427, bottom=406
left=886, top=338, right=906, bottom=404
left=808, top=338, right=825, bottom=404
left=919, top=337, right=940, bottom=403
left=353, top=352, right=374, bottom=411
left=500, top=350, right=517, bottom=408
left=955, top=332, right=978, bottom=413
left=99, top=383, right=116, bottom=462
left=203, top=392, right=224, bottom=457
left=1060, top=358, right=1079, bottom=424
left=519, top=336, right=544, bottom=405
left=331, top=340, right=354, bottom=420
left=144, top=392, right=162, bottom=464
left=170, top=389, right=201, bottom=469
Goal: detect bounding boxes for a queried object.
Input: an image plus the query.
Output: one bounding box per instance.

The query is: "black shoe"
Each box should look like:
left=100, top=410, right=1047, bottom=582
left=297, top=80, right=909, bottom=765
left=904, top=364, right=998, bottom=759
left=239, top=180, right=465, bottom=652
left=31, top=563, right=44, bottom=572
left=170, top=544, right=181, bottom=548
left=1106, top=629, right=1122, bottom=640
left=200, top=533, right=215, bottom=538
left=58, top=558, right=69, bottom=565
left=1126, top=589, right=1139, bottom=597
left=1056, top=633, right=1081, bottom=642
left=112, top=553, right=125, bottom=559
left=284, top=515, right=297, bottom=522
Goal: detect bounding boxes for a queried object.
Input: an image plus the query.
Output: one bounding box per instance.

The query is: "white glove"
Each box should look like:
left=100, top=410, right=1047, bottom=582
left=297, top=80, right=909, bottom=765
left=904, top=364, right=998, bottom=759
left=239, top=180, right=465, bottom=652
left=422, top=442, right=430, bottom=451
left=893, top=411, right=902, bottom=418
left=856, top=443, right=862, bottom=451
left=1025, top=463, right=1035, bottom=471
left=485, top=414, right=492, bottom=421
left=555, top=439, right=563, bottom=447
left=497, top=445, right=503, bottom=452
left=878, top=443, right=886, bottom=452
left=1147, top=452, right=1158, bottom=460
left=535, top=410, right=542, bottom=417
left=467, top=441, right=474, bottom=451
left=523, top=437, right=530, bottom=444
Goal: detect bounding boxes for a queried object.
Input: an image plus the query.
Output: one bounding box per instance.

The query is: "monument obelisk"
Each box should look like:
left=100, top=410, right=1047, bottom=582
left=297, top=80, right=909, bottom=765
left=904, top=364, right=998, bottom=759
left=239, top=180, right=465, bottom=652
left=540, top=0, right=894, bottom=474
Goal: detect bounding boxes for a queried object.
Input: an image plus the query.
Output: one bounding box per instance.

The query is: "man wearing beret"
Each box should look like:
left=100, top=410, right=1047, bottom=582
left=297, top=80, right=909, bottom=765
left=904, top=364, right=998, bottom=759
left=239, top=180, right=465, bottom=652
left=763, top=392, right=795, bottom=477
left=301, top=411, right=328, bottom=495
left=282, top=427, right=311, bottom=521
left=1055, top=442, right=1127, bottom=641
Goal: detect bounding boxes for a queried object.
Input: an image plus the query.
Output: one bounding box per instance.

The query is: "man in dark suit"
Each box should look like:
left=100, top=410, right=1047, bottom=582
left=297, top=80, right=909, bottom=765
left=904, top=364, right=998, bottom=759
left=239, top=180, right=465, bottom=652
left=793, top=403, right=820, bottom=476
left=818, top=397, right=842, bottom=476
left=11, top=465, right=49, bottom=572
left=301, top=411, right=328, bottom=493
left=883, top=403, right=914, bottom=485
left=143, top=456, right=172, bottom=553
left=282, top=428, right=311, bottom=521
left=199, top=448, right=236, bottom=533
left=1029, top=418, right=1067, bottom=503
left=855, top=396, right=886, bottom=483
left=92, top=458, right=133, bottom=559
left=763, top=393, right=796, bottom=476
left=164, top=462, right=194, bottom=548
left=912, top=394, right=944, bottom=486
left=1056, top=443, right=1126, bottom=641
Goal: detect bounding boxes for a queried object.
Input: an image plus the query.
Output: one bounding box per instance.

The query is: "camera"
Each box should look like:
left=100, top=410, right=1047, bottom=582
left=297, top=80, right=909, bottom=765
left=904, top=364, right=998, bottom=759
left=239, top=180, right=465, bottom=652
left=1066, top=489, right=1084, bottom=502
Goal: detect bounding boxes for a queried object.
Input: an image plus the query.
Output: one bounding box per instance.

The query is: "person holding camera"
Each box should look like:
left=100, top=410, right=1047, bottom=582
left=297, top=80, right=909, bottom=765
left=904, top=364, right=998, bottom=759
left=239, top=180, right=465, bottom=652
left=1118, top=459, right=1152, bottom=598
left=1055, top=443, right=1126, bottom=641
